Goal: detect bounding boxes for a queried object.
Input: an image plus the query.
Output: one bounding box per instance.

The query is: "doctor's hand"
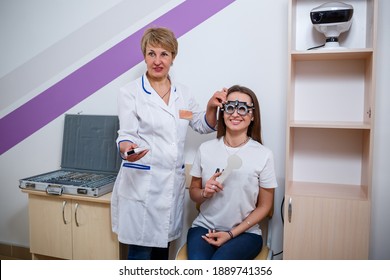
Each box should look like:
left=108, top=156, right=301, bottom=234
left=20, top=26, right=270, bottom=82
left=202, top=172, right=223, bottom=198
left=121, top=142, right=149, bottom=162
left=125, top=149, right=148, bottom=162
left=205, top=88, right=227, bottom=128
left=207, top=88, right=227, bottom=111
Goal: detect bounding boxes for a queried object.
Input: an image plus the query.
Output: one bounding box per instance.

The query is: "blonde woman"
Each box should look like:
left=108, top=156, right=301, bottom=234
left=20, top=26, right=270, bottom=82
left=111, top=27, right=226, bottom=260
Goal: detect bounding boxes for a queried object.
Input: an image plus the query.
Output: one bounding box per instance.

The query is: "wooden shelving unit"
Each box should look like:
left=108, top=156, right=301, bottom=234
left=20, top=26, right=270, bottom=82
left=283, top=0, right=377, bottom=259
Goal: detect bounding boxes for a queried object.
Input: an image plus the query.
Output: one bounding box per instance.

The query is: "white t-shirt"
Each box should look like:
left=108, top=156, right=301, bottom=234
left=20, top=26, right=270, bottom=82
left=190, top=137, right=278, bottom=235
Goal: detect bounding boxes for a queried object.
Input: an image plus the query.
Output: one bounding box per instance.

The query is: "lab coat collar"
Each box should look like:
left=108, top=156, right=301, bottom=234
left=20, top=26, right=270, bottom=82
left=141, top=73, right=178, bottom=114
left=142, top=73, right=177, bottom=96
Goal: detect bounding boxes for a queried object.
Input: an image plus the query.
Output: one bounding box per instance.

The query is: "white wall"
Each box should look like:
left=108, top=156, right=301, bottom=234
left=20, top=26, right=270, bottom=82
left=370, top=0, right=390, bottom=260
left=0, top=0, right=389, bottom=260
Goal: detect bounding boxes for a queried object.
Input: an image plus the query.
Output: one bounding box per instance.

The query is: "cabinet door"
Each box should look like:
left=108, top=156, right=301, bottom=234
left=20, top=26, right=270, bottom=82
left=283, top=195, right=370, bottom=259
left=29, top=195, right=73, bottom=259
left=71, top=200, right=119, bottom=260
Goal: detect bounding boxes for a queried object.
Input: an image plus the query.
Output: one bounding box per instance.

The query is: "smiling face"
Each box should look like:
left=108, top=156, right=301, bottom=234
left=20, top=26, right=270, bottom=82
left=217, top=85, right=262, bottom=144
left=223, top=91, right=254, bottom=134
left=144, top=44, right=174, bottom=81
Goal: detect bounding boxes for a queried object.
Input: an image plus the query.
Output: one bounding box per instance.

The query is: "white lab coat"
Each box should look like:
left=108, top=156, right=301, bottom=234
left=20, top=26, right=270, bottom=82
left=111, top=73, right=215, bottom=248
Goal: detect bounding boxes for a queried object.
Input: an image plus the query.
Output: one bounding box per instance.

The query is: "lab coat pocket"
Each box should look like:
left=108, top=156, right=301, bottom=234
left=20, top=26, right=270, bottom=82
left=179, top=109, right=193, bottom=120
left=178, top=117, right=190, bottom=142
left=118, top=163, right=151, bottom=201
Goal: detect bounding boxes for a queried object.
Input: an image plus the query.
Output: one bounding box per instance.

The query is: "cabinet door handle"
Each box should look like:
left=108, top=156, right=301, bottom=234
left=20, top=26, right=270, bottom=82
left=74, top=203, right=80, bottom=227
left=62, top=201, right=69, bottom=224
left=288, top=197, right=292, bottom=223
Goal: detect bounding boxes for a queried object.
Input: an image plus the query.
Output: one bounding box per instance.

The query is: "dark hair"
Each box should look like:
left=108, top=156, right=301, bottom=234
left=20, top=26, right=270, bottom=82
left=216, top=85, right=262, bottom=144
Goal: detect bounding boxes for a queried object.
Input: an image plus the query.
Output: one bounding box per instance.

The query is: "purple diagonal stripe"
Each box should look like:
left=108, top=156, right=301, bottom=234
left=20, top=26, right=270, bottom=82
left=0, top=0, right=235, bottom=155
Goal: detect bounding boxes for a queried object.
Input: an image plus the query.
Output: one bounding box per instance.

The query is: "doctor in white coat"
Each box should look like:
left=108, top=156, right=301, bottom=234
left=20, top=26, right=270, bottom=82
left=111, top=27, right=226, bottom=260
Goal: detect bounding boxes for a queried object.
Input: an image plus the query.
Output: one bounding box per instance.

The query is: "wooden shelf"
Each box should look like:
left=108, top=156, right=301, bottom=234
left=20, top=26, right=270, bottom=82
left=291, top=49, right=373, bottom=61
left=289, top=121, right=371, bottom=129
left=286, top=181, right=368, bottom=200
left=284, top=0, right=376, bottom=259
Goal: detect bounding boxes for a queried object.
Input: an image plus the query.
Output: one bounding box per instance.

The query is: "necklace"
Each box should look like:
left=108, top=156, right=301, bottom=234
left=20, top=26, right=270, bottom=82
left=160, top=87, right=171, bottom=99
left=223, top=136, right=250, bottom=156
left=224, top=136, right=249, bottom=148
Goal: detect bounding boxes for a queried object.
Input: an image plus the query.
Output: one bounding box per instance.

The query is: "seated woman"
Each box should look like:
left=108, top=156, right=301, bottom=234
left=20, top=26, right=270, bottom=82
left=187, top=85, right=278, bottom=260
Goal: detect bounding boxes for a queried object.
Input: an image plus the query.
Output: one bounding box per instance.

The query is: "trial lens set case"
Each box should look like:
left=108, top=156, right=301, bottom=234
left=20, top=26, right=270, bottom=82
left=19, top=114, right=121, bottom=197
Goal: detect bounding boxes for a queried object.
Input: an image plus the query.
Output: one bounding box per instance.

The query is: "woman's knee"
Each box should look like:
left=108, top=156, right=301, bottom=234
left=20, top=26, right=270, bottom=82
left=187, top=227, right=215, bottom=260
left=212, top=233, right=263, bottom=260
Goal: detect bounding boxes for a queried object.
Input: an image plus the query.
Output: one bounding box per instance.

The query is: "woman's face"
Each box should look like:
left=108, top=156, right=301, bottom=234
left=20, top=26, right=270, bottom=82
left=144, top=44, right=173, bottom=80
left=223, top=91, right=254, bottom=134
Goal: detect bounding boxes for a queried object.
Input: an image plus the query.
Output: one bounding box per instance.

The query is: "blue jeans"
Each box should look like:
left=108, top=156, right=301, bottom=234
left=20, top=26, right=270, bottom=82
left=187, top=226, right=263, bottom=260
left=127, top=244, right=170, bottom=260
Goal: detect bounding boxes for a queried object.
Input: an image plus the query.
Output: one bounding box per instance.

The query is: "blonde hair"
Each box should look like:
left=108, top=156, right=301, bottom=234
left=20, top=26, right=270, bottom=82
left=141, top=27, right=178, bottom=59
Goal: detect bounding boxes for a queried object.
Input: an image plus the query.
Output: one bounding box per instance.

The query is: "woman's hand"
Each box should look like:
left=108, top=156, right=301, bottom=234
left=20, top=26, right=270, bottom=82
left=202, top=229, right=232, bottom=247
left=202, top=171, right=223, bottom=198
